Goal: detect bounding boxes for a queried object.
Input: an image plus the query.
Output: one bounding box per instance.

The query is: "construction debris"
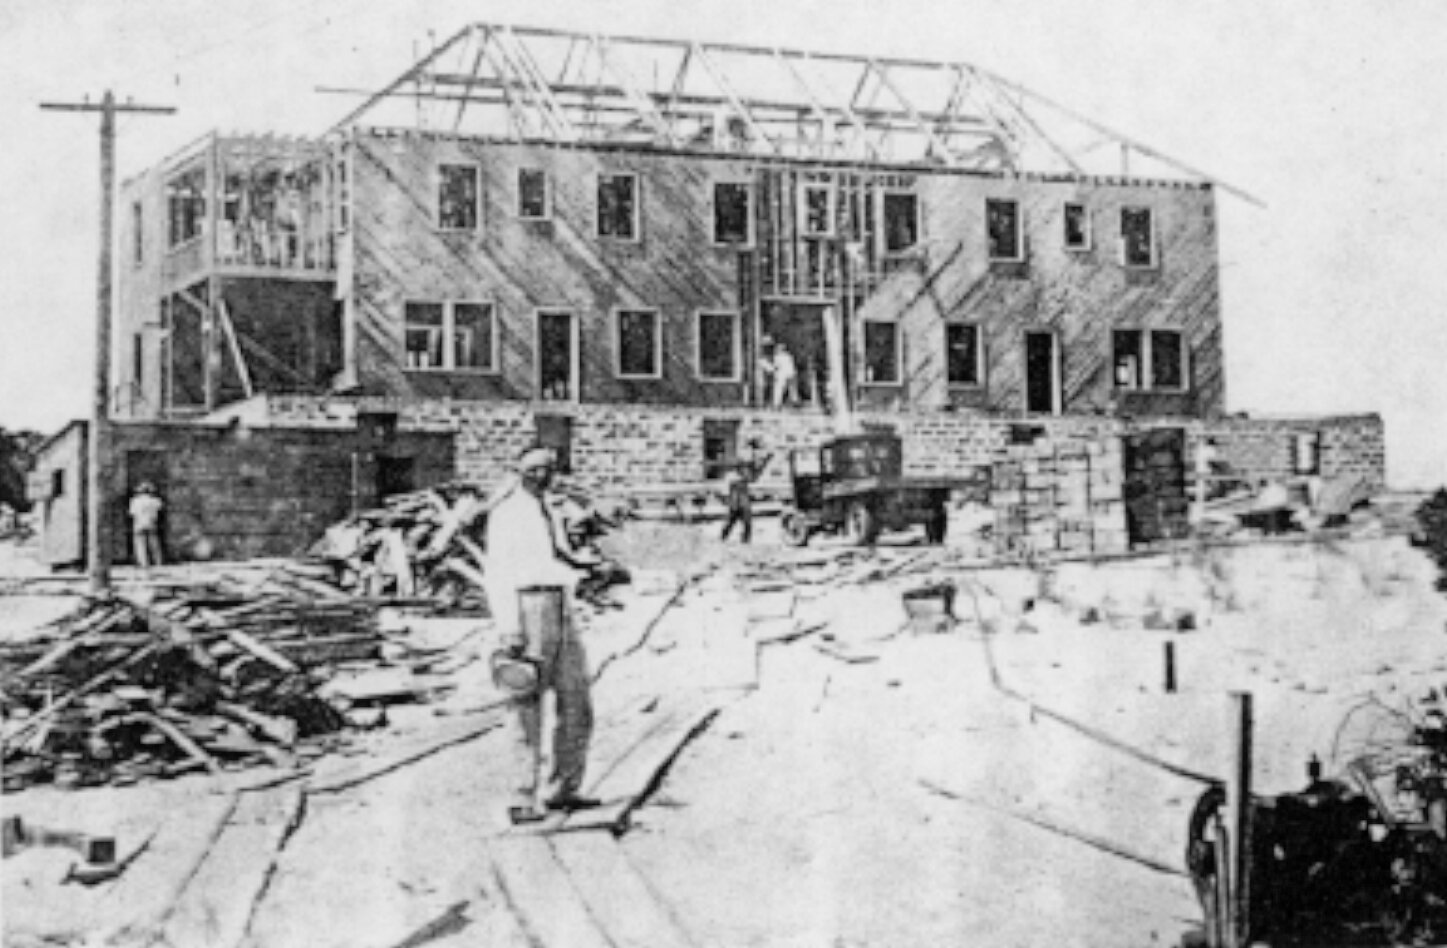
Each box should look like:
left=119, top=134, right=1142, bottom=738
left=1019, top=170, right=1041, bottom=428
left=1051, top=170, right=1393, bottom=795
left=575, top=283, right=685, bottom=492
left=0, top=593, right=376, bottom=792
left=303, top=481, right=634, bottom=607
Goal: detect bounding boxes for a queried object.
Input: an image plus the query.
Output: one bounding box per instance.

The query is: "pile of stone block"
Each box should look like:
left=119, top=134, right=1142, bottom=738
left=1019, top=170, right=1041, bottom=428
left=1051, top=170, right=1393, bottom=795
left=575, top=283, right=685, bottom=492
left=990, top=438, right=1129, bottom=559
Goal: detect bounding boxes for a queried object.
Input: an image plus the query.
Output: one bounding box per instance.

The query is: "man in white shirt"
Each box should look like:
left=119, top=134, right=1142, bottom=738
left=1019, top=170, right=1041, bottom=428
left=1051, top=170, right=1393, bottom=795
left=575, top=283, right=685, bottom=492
left=128, top=482, right=165, bottom=568
left=485, top=446, right=597, bottom=824
left=772, top=343, right=799, bottom=408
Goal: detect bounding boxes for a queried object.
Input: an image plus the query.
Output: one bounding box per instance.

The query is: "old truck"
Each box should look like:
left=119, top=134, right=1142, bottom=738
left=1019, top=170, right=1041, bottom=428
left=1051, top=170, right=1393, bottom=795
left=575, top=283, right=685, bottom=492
left=778, top=432, right=970, bottom=546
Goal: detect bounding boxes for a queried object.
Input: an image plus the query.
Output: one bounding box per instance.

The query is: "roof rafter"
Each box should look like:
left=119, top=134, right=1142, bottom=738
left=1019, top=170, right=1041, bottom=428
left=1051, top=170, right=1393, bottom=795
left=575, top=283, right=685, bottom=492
left=326, top=23, right=1262, bottom=204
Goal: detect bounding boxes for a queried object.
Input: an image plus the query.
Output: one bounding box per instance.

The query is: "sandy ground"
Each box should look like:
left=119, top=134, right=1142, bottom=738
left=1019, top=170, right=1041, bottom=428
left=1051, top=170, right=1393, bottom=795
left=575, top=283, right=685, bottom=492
left=5, top=520, right=1447, bottom=947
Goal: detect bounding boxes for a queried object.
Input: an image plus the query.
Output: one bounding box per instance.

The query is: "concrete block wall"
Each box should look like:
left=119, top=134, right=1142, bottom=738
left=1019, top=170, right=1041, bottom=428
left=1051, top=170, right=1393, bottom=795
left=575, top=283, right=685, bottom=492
left=253, top=395, right=1386, bottom=497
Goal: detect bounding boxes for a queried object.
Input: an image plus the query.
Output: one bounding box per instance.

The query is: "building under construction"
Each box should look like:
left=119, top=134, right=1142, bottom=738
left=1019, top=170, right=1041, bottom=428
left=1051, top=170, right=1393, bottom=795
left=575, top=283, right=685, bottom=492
left=34, top=25, right=1384, bottom=561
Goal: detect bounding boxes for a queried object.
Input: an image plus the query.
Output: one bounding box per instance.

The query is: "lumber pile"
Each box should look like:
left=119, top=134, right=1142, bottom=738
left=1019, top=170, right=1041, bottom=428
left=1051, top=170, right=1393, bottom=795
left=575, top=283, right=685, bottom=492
left=0, top=591, right=385, bottom=793
left=302, top=481, right=633, bottom=607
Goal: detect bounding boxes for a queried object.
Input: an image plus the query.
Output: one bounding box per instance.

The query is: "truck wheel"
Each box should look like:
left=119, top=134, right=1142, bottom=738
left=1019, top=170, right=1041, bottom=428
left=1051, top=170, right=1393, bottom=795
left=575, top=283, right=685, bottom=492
left=846, top=501, right=880, bottom=546
left=925, top=508, right=949, bottom=544
left=781, top=512, right=812, bottom=547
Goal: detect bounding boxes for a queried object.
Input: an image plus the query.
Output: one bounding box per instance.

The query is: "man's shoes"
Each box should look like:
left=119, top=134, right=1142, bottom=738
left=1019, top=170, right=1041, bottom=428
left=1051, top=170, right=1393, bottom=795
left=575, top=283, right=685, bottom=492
left=508, top=806, right=548, bottom=826
left=544, top=795, right=603, bottom=814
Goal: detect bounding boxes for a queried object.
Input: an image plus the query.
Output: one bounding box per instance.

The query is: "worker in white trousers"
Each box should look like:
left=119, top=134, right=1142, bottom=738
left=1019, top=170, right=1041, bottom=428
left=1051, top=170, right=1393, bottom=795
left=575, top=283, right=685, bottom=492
left=485, top=446, right=598, bottom=825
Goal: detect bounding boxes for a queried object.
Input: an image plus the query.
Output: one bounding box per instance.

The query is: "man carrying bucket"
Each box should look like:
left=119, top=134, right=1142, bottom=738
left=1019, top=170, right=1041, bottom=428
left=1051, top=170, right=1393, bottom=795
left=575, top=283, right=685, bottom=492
left=485, top=445, right=599, bottom=825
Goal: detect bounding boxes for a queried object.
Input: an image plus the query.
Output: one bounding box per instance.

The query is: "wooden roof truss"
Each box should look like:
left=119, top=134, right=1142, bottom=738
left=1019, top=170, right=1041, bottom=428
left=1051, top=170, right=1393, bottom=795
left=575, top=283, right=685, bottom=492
left=325, top=23, right=1260, bottom=204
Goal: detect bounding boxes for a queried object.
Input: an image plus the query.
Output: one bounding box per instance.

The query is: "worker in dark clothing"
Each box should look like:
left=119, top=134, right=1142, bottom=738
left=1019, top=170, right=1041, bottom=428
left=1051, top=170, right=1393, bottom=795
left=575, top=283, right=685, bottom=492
left=720, top=439, right=771, bottom=544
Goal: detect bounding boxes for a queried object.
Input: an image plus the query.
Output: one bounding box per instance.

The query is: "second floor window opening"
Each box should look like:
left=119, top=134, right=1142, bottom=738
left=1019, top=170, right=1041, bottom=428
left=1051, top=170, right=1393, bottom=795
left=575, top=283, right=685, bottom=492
left=1120, top=206, right=1157, bottom=267
left=167, top=166, right=206, bottom=248
left=863, top=321, right=901, bottom=385
left=598, top=174, right=640, bottom=240
left=882, top=191, right=920, bottom=253
left=1113, top=328, right=1187, bottom=391
left=518, top=168, right=550, bottom=220
left=697, top=311, right=740, bottom=380
left=986, top=198, right=1023, bottom=261
left=801, top=183, right=835, bottom=238
left=713, top=181, right=752, bottom=245
left=1063, top=203, right=1091, bottom=251
left=438, top=164, right=480, bottom=231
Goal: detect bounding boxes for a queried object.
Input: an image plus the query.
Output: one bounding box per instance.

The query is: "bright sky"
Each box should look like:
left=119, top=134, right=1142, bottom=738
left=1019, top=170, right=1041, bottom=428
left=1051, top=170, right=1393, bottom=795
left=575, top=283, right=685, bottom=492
left=2, top=0, right=1445, bottom=486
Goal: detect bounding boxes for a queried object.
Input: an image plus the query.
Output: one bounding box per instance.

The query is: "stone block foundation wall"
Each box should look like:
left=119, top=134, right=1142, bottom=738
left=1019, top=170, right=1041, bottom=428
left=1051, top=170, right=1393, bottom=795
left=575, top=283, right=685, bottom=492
left=249, top=395, right=1385, bottom=498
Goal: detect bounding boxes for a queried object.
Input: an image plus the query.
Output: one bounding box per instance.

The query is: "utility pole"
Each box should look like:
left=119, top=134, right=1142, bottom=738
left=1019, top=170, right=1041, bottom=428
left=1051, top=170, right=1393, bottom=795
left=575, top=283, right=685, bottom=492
left=41, top=92, right=175, bottom=594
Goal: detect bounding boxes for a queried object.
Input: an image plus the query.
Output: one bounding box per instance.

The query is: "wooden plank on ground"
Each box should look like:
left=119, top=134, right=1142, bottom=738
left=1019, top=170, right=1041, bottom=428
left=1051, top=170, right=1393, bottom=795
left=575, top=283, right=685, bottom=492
left=488, top=836, right=613, bottom=948
left=562, top=692, right=726, bottom=834
left=97, top=792, right=242, bottom=945
left=158, top=787, right=305, bottom=948
left=550, top=833, right=699, bottom=947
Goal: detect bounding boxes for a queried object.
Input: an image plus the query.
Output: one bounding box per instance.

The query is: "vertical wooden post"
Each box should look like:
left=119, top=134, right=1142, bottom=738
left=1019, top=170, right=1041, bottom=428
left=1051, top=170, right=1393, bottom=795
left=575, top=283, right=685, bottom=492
left=1164, top=640, right=1177, bottom=693
left=1225, top=692, right=1253, bottom=948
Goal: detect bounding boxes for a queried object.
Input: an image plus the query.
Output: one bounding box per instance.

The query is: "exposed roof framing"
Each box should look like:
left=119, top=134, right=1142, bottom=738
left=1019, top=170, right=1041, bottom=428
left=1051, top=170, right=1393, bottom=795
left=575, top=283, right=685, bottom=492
left=324, top=23, right=1261, bottom=204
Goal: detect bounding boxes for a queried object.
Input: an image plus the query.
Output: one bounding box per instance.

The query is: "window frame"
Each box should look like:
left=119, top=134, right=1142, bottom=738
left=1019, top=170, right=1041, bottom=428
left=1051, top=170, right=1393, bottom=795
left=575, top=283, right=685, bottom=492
left=132, top=201, right=144, bottom=266
left=596, top=172, right=641, bottom=241
left=880, top=189, right=922, bottom=255
left=613, top=307, right=663, bottom=380
left=861, top=319, right=903, bottom=387
left=166, top=165, right=207, bottom=250
left=1063, top=201, right=1092, bottom=252
left=944, top=322, right=985, bottom=388
left=1119, top=205, right=1158, bottom=269
left=799, top=182, right=836, bottom=238
left=710, top=179, right=754, bottom=247
left=516, top=167, right=551, bottom=221
left=695, top=309, right=742, bottom=382
left=986, top=197, right=1024, bottom=262
left=402, top=299, right=499, bottom=374
left=436, top=162, right=482, bottom=232
left=1112, top=327, right=1189, bottom=392
left=1147, top=328, right=1188, bottom=392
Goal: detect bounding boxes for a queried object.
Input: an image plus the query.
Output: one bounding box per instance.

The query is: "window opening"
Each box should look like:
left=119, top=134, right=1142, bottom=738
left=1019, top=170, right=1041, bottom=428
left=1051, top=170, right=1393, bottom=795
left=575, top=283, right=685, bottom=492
left=702, top=418, right=741, bottom=479
left=535, top=414, right=574, bottom=474
left=1063, top=202, right=1090, bottom=250
left=698, top=311, right=739, bottom=380
left=518, top=168, right=550, bottom=220
left=598, top=174, right=639, bottom=239
left=167, top=166, right=206, bottom=248
left=945, top=324, right=982, bottom=385
left=882, top=191, right=920, bottom=253
left=1150, top=330, right=1184, bottom=389
left=713, top=182, right=751, bottom=245
left=863, top=321, right=900, bottom=384
left=452, top=303, right=496, bottom=371
left=616, top=309, right=660, bottom=378
left=1121, top=206, right=1156, bottom=267
left=986, top=198, right=1022, bottom=261
left=1113, top=330, right=1144, bottom=389
left=404, top=302, right=446, bottom=369
left=438, top=164, right=480, bottom=230
left=801, top=183, right=835, bottom=237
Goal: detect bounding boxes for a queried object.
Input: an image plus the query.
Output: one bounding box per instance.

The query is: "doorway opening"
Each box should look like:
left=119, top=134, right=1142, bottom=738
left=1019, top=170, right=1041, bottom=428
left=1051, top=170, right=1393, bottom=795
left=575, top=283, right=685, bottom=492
left=1024, top=331, right=1061, bottom=415
left=537, top=310, right=577, bottom=402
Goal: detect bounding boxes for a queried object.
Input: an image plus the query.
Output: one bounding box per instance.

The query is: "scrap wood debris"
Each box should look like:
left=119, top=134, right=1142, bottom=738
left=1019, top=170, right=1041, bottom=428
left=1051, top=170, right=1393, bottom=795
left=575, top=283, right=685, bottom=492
left=302, top=479, right=635, bottom=608
left=0, top=589, right=404, bottom=793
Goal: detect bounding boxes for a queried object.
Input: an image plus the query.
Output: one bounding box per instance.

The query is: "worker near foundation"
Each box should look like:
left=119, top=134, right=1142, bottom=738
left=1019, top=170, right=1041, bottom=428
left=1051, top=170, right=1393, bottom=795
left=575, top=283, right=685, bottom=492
left=485, top=445, right=599, bottom=825
left=128, top=482, right=165, bottom=569
left=720, top=439, right=772, bottom=544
